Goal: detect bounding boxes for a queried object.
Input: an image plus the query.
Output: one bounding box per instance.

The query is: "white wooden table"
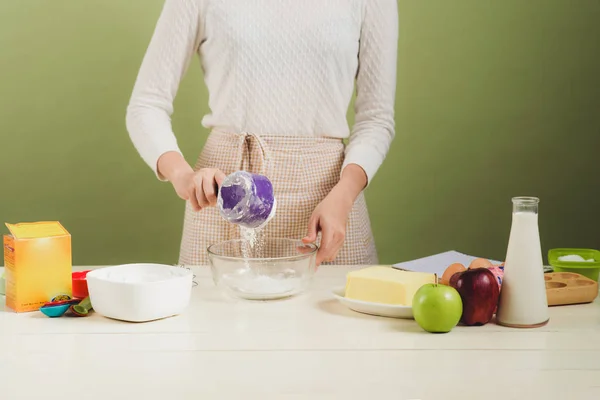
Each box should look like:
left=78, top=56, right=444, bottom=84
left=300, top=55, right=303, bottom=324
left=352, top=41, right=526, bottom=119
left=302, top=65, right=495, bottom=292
left=1, top=266, right=599, bottom=400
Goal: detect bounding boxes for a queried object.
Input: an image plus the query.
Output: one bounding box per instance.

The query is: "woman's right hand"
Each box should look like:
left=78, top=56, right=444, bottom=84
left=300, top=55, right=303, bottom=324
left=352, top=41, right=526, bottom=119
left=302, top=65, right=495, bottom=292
left=170, top=168, right=227, bottom=211
left=157, top=152, right=226, bottom=211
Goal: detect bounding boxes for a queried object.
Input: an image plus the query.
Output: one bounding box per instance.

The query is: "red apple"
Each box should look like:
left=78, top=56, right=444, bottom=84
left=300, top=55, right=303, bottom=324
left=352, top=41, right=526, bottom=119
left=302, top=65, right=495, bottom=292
left=449, top=271, right=462, bottom=288
left=450, top=268, right=499, bottom=326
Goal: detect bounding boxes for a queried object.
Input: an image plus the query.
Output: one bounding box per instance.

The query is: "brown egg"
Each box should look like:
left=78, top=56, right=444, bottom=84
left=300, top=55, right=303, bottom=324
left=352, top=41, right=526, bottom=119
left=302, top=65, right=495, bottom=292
left=441, top=263, right=467, bottom=285
left=469, top=258, right=493, bottom=270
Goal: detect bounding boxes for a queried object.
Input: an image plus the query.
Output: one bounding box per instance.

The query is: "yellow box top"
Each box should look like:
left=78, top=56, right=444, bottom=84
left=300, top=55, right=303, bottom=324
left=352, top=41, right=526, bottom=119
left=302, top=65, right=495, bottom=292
left=5, top=221, right=69, bottom=239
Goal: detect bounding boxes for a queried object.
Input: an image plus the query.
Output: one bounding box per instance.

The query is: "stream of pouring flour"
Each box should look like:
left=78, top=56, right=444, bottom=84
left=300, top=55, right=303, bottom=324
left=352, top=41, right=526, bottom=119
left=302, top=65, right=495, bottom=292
left=218, top=171, right=301, bottom=297
left=219, top=224, right=300, bottom=297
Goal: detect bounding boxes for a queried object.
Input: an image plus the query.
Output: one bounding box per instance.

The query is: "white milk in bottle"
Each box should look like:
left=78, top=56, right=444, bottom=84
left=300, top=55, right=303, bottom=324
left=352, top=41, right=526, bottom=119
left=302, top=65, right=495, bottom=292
left=496, top=197, right=549, bottom=328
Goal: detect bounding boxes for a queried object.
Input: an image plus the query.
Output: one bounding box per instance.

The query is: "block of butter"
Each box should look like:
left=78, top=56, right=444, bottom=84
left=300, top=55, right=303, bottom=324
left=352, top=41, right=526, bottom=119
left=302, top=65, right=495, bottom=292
left=345, top=266, right=435, bottom=306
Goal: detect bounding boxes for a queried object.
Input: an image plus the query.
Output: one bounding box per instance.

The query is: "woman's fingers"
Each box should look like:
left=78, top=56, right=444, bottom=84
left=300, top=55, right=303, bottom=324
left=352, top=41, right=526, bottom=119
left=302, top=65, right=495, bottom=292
left=296, top=242, right=317, bottom=256
left=188, top=187, right=201, bottom=211
left=215, top=170, right=227, bottom=186
left=302, top=215, right=319, bottom=243
left=317, top=224, right=346, bottom=265
left=317, top=226, right=336, bottom=266
left=331, top=230, right=345, bottom=261
left=193, top=174, right=210, bottom=208
left=179, top=168, right=226, bottom=211
left=329, top=242, right=342, bottom=263
left=305, top=213, right=347, bottom=265
left=194, top=169, right=225, bottom=209
left=202, top=173, right=218, bottom=206
left=195, top=186, right=209, bottom=208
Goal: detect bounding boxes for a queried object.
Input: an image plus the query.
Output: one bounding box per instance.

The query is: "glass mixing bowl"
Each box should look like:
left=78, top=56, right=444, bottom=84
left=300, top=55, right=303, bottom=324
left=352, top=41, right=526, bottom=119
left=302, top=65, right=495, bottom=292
left=207, top=238, right=318, bottom=300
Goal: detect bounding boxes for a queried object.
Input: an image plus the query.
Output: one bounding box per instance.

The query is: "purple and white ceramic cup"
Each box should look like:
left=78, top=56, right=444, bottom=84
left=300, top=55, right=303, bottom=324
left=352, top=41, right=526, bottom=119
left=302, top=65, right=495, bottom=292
left=217, top=171, right=276, bottom=229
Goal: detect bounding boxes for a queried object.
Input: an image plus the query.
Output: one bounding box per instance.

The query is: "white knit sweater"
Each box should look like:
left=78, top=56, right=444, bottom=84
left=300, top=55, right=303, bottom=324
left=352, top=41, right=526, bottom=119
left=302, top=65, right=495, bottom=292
left=126, top=0, right=398, bottom=184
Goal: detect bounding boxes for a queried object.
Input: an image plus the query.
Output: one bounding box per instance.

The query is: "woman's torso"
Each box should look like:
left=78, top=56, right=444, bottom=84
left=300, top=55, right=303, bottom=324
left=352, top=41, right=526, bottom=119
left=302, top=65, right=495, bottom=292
left=196, top=0, right=365, bottom=138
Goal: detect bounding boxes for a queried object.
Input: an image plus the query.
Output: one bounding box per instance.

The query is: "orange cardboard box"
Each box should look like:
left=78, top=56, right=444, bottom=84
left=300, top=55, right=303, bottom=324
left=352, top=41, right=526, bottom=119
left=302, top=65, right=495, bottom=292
left=3, top=221, right=73, bottom=312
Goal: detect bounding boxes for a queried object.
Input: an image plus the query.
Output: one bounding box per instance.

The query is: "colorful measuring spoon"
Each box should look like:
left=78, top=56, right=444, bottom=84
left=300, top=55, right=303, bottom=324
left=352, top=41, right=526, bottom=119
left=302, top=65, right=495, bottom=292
left=70, top=296, right=93, bottom=317
left=40, top=303, right=71, bottom=317
left=40, top=298, right=79, bottom=317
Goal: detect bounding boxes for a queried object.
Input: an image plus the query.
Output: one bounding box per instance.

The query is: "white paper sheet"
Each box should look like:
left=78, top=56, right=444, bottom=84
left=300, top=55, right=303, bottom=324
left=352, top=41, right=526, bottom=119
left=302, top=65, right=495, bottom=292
left=392, top=250, right=503, bottom=276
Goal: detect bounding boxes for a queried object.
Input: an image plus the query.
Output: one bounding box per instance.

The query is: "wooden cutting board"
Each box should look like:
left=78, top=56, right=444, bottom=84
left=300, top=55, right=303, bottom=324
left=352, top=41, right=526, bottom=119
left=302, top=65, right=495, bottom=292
left=545, top=272, right=598, bottom=306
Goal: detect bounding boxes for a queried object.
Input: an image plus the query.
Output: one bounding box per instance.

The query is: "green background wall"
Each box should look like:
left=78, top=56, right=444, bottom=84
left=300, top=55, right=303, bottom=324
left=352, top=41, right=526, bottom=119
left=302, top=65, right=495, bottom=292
left=1, top=0, right=598, bottom=266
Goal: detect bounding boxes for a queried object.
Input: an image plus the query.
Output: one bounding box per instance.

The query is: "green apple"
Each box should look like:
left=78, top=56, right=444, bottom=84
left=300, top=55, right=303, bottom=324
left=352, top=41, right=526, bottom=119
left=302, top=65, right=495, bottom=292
left=412, top=281, right=463, bottom=333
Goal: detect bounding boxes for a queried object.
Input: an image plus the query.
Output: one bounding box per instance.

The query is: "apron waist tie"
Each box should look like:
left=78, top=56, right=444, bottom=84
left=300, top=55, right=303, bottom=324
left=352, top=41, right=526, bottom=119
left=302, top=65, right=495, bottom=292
left=235, top=131, right=272, bottom=177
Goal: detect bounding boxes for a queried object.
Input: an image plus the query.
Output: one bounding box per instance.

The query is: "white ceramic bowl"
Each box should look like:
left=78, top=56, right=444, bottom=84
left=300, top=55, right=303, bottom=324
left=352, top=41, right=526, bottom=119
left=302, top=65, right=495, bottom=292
left=86, top=263, right=193, bottom=322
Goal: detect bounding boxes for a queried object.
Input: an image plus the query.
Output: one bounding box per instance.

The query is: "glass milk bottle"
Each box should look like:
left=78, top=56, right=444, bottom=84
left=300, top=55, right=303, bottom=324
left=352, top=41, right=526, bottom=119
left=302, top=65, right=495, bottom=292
left=496, top=197, right=549, bottom=328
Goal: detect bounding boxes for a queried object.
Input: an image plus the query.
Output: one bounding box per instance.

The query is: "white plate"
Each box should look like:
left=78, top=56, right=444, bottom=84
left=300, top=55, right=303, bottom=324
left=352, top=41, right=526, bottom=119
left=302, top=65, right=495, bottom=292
left=0, top=267, right=4, bottom=296
left=331, top=287, right=413, bottom=319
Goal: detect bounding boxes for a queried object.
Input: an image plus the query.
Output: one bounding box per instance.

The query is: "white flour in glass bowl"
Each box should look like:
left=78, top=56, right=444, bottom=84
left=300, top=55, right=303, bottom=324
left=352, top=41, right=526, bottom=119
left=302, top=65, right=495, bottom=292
left=220, top=268, right=304, bottom=300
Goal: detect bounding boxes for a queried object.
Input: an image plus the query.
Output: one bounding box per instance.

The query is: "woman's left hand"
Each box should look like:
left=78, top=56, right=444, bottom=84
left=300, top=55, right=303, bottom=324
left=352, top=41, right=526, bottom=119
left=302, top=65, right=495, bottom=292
left=303, top=164, right=368, bottom=266
left=302, top=186, right=353, bottom=265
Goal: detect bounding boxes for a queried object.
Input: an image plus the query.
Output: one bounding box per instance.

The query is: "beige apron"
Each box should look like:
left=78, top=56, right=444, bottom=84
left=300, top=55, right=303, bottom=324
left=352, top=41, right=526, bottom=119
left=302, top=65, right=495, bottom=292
left=178, top=130, right=378, bottom=266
